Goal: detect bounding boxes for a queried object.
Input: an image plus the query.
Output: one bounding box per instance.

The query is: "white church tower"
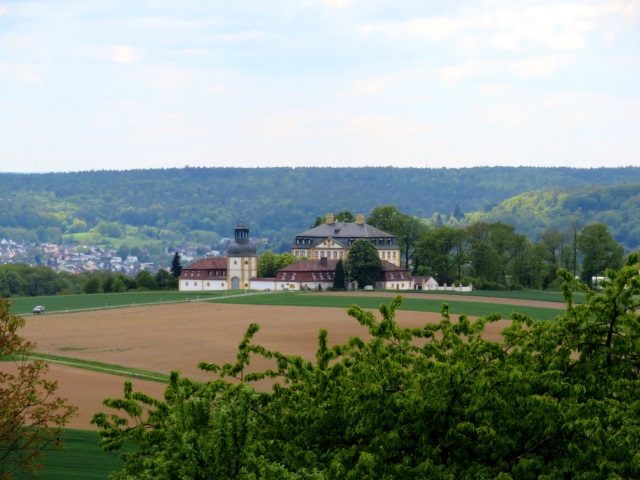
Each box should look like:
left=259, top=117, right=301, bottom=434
left=226, top=220, right=257, bottom=290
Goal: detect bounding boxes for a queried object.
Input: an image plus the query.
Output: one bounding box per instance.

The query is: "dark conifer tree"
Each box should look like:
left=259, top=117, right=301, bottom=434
left=333, top=259, right=345, bottom=290
left=170, top=252, right=183, bottom=278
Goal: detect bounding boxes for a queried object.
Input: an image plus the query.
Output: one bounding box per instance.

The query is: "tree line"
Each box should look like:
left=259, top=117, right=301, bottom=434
left=0, top=263, right=180, bottom=298
left=2, top=167, right=640, bottom=254
left=366, top=205, right=626, bottom=290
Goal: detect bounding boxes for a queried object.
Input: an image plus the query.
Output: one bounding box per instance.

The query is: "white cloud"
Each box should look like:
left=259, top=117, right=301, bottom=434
left=112, top=45, right=136, bottom=63
left=358, top=2, right=638, bottom=53
left=354, top=79, right=383, bottom=94
left=156, top=113, right=183, bottom=122
left=169, top=49, right=209, bottom=57
left=478, top=83, right=512, bottom=96
left=360, top=16, right=465, bottom=40
left=217, top=31, right=265, bottom=42
left=162, top=73, right=192, bottom=90
left=441, top=62, right=478, bottom=83
left=0, top=6, right=8, bottom=15
left=403, top=17, right=465, bottom=40
left=0, top=62, right=43, bottom=84
left=510, top=56, right=563, bottom=79
left=343, top=114, right=428, bottom=136
left=604, top=30, right=616, bottom=46
left=324, top=0, right=353, bottom=9
left=482, top=104, right=527, bottom=127
left=489, top=5, right=592, bottom=51
left=206, top=84, right=228, bottom=94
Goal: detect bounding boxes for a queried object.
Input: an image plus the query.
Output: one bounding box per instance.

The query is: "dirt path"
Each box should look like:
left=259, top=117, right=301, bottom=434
left=13, top=297, right=552, bottom=430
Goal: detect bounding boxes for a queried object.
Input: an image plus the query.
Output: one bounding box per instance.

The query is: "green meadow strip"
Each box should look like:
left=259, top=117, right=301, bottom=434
left=211, top=292, right=565, bottom=321
left=417, top=289, right=586, bottom=304
left=8, top=290, right=244, bottom=316
left=25, top=353, right=170, bottom=383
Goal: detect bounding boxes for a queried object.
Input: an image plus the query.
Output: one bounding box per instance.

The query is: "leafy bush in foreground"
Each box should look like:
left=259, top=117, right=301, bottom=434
left=93, top=255, right=640, bottom=479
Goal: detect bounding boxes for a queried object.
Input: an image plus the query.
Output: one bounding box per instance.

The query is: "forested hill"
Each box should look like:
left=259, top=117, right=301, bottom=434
left=468, top=182, right=640, bottom=252
left=2, top=166, right=640, bottom=252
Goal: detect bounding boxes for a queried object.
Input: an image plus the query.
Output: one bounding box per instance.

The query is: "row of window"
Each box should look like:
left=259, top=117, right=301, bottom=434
left=295, top=237, right=394, bottom=246
left=186, top=270, right=228, bottom=277
left=293, top=249, right=398, bottom=261
left=281, top=272, right=334, bottom=280
left=183, top=281, right=225, bottom=287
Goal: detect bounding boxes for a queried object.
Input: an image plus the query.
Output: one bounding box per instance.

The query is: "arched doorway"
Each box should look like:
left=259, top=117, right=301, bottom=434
left=231, top=277, right=240, bottom=290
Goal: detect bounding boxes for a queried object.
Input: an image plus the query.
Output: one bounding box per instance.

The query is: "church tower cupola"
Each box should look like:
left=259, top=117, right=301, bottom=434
left=227, top=220, right=257, bottom=256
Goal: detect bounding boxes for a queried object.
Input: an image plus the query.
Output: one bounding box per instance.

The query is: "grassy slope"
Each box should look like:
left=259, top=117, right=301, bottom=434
left=12, top=430, right=122, bottom=480
left=212, top=291, right=566, bottom=321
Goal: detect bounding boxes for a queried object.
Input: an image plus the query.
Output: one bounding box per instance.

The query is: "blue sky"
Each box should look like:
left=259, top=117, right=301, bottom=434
left=1, top=0, right=638, bottom=172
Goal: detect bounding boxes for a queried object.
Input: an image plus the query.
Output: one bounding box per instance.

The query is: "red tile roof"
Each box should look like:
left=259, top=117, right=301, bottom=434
left=182, top=257, right=227, bottom=270
left=180, top=257, right=228, bottom=280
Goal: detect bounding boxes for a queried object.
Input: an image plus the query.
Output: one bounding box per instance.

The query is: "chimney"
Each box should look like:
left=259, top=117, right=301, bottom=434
left=320, top=256, right=327, bottom=266
left=355, top=214, right=365, bottom=225
left=326, top=213, right=335, bottom=225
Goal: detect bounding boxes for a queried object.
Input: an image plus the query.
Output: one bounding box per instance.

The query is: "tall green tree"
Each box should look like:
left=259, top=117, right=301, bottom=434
left=83, top=274, right=101, bottom=294
left=170, top=252, right=183, bottom=278
left=466, top=222, right=528, bottom=287
left=540, top=228, right=566, bottom=285
left=1, top=299, right=77, bottom=478
left=578, top=222, right=624, bottom=287
left=257, top=251, right=297, bottom=278
left=415, top=226, right=467, bottom=284
left=155, top=269, right=176, bottom=290
left=135, top=270, right=157, bottom=291
left=368, top=206, right=426, bottom=270
left=344, top=239, right=382, bottom=288
left=335, top=211, right=355, bottom=223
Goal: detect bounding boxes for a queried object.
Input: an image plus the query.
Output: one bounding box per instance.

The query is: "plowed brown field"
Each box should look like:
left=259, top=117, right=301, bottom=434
left=9, top=295, right=562, bottom=430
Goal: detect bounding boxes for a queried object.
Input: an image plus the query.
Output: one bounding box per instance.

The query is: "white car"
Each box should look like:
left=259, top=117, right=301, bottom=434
left=33, top=306, right=45, bottom=314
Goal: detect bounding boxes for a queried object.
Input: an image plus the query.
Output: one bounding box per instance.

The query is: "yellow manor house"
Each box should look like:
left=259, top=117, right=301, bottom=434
left=291, top=213, right=401, bottom=266
left=178, top=214, right=455, bottom=292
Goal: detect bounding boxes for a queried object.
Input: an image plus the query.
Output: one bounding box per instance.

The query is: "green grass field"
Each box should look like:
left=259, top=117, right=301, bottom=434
left=421, top=288, right=586, bottom=304
left=12, top=429, right=122, bottom=480
left=5, top=288, right=573, bottom=320
left=7, top=290, right=240, bottom=316
left=212, top=292, right=566, bottom=321
left=25, top=353, right=170, bottom=383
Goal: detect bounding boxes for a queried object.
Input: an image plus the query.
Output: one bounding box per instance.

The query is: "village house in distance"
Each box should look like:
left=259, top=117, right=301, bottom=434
left=179, top=214, right=468, bottom=292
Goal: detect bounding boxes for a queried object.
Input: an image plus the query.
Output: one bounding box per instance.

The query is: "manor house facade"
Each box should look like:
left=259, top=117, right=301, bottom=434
left=291, top=213, right=402, bottom=266
left=179, top=215, right=413, bottom=292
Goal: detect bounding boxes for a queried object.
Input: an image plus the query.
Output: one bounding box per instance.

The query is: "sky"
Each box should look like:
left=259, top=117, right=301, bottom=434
left=1, top=1, right=639, bottom=173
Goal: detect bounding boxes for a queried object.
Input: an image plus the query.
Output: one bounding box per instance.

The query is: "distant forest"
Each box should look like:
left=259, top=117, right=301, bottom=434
left=2, top=166, right=640, bottom=253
